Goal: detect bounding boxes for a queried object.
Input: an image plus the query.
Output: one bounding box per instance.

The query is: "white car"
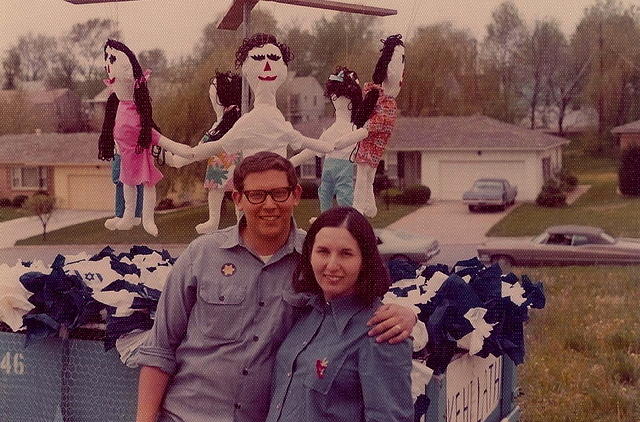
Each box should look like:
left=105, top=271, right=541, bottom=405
left=375, top=228, right=440, bottom=264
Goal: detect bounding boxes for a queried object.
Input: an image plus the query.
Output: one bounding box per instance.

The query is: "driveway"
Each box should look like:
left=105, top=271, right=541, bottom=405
left=0, top=210, right=112, bottom=248
left=388, top=201, right=520, bottom=245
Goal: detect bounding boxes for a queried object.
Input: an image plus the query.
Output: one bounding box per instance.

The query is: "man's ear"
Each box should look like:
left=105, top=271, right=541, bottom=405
left=232, top=190, right=243, bottom=210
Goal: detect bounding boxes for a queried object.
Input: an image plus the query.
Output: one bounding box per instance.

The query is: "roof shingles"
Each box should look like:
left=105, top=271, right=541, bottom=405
left=0, top=132, right=106, bottom=166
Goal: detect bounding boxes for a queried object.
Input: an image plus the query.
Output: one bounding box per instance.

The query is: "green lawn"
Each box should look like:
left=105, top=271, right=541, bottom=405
left=0, top=207, right=30, bottom=223
left=517, top=265, right=640, bottom=421
left=17, top=198, right=420, bottom=245
left=487, top=152, right=640, bottom=237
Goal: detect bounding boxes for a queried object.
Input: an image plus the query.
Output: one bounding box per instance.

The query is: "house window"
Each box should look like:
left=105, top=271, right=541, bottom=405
left=12, top=167, right=47, bottom=190
left=300, top=162, right=317, bottom=179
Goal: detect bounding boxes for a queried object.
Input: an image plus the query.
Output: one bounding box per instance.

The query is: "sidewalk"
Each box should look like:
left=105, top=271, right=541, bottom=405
left=0, top=210, right=112, bottom=248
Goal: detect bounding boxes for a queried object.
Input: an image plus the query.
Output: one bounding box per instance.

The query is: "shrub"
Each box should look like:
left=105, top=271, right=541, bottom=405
left=0, top=198, right=11, bottom=207
left=155, top=198, right=175, bottom=211
left=618, top=147, right=640, bottom=196
left=12, top=195, right=28, bottom=208
left=299, top=180, right=319, bottom=199
left=536, top=179, right=566, bottom=207
left=373, top=173, right=394, bottom=194
left=396, top=185, right=431, bottom=205
left=556, top=168, right=578, bottom=192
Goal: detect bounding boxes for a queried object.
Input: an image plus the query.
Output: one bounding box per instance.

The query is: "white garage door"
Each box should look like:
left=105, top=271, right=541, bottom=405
left=437, top=161, right=525, bottom=200
left=68, top=174, right=115, bottom=210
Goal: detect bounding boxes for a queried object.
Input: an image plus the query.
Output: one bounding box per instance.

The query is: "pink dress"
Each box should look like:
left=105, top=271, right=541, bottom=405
left=113, top=101, right=163, bottom=186
left=354, top=83, right=398, bottom=168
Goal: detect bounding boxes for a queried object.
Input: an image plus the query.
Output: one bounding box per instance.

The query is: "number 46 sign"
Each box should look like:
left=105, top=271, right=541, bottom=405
left=1, top=352, right=25, bottom=375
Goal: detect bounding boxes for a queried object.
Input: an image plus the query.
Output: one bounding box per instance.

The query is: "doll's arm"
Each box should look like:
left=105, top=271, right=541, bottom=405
left=289, top=149, right=319, bottom=168
left=157, top=136, right=194, bottom=159
left=290, top=132, right=334, bottom=154
left=333, top=127, right=368, bottom=150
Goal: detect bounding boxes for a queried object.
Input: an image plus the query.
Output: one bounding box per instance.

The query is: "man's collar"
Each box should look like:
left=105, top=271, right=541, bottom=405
left=310, top=294, right=367, bottom=335
left=219, top=216, right=305, bottom=255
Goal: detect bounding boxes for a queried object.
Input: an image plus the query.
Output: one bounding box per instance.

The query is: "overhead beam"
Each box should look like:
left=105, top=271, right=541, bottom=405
left=264, top=0, right=396, bottom=16
left=218, top=0, right=260, bottom=30
left=63, top=0, right=139, bottom=3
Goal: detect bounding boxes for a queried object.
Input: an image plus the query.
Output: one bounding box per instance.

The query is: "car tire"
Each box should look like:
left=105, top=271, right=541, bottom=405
left=491, top=255, right=514, bottom=272
left=468, top=205, right=476, bottom=212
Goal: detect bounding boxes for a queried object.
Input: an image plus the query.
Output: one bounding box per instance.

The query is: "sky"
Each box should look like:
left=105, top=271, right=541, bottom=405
left=0, top=0, right=635, bottom=61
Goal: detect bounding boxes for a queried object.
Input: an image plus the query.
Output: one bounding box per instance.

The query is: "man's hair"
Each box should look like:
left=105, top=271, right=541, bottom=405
left=292, top=207, right=390, bottom=305
left=233, top=152, right=298, bottom=192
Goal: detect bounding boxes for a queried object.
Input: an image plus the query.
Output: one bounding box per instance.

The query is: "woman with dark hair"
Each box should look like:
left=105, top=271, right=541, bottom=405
left=99, top=39, right=193, bottom=236
left=290, top=67, right=370, bottom=213
left=352, top=34, right=405, bottom=218
left=189, top=33, right=334, bottom=161
left=266, top=207, right=413, bottom=422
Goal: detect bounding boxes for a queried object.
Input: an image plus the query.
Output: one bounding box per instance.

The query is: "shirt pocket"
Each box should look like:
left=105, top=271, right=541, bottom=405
left=196, top=278, right=247, bottom=341
left=302, top=352, right=358, bottom=396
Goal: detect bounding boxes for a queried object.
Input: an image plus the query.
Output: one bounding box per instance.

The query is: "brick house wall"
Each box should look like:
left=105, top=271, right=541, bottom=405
left=0, top=164, right=54, bottom=200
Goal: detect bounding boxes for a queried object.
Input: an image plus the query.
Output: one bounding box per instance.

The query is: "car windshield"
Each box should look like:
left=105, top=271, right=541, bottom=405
left=474, top=181, right=502, bottom=190
left=533, top=232, right=548, bottom=244
left=601, top=233, right=616, bottom=244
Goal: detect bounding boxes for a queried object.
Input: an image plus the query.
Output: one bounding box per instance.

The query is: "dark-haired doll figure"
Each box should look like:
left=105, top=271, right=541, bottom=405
left=99, top=39, right=193, bottom=236
left=165, top=71, right=243, bottom=234
left=189, top=33, right=334, bottom=161
left=352, top=35, right=405, bottom=218
left=290, top=67, right=368, bottom=213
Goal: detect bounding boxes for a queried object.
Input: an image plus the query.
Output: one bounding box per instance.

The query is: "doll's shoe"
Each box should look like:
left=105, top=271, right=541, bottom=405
left=105, top=217, right=141, bottom=230
left=104, top=217, right=120, bottom=230
left=115, top=217, right=137, bottom=231
left=195, top=220, right=218, bottom=235
left=142, top=220, right=158, bottom=237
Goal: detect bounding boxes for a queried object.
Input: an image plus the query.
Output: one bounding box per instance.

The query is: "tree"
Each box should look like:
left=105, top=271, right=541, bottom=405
left=46, top=37, right=81, bottom=90
left=480, top=1, right=528, bottom=122
left=23, top=194, right=57, bottom=241
left=521, top=20, right=566, bottom=129
left=139, top=49, right=168, bottom=74
left=397, top=23, right=481, bottom=116
left=16, top=33, right=57, bottom=81
left=68, top=18, right=121, bottom=81
left=0, top=90, right=38, bottom=135
left=2, top=47, right=21, bottom=89
left=571, top=0, right=640, bottom=141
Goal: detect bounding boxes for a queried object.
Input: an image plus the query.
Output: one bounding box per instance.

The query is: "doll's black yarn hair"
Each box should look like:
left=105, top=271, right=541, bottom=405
left=325, top=66, right=362, bottom=125
left=354, top=35, right=405, bottom=129
left=234, top=33, right=293, bottom=68
left=208, top=71, right=242, bottom=141
left=98, top=39, right=157, bottom=161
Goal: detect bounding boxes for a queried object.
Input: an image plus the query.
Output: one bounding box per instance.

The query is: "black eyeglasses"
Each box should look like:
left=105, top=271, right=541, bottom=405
left=242, top=187, right=294, bottom=204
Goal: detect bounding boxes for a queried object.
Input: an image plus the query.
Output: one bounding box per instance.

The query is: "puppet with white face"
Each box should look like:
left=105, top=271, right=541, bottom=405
left=189, top=33, right=334, bottom=161
left=290, top=67, right=369, bottom=213
left=98, top=39, right=193, bottom=236
left=351, top=35, right=405, bottom=218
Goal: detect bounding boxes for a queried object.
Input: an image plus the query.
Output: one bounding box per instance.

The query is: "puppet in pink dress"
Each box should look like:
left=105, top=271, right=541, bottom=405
left=99, top=39, right=193, bottom=236
left=352, top=35, right=405, bottom=218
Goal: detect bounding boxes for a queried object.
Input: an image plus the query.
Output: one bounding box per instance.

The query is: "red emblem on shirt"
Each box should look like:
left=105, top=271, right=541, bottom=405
left=316, top=358, right=329, bottom=378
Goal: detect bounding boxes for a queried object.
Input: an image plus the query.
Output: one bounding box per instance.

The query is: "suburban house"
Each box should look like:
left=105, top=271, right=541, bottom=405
left=279, top=74, right=326, bottom=124
left=0, top=86, right=84, bottom=133
left=611, top=119, right=640, bottom=149
left=294, top=114, right=570, bottom=201
left=0, top=132, right=113, bottom=210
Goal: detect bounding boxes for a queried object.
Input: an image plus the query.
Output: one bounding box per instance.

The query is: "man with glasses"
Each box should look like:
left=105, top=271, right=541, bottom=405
left=135, top=152, right=419, bottom=422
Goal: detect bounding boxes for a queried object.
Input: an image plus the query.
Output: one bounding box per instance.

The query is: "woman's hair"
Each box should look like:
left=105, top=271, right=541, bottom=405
left=372, top=34, right=404, bottom=85
left=98, top=39, right=155, bottom=161
left=292, top=207, right=390, bottom=304
left=234, top=33, right=293, bottom=68
left=208, top=71, right=242, bottom=141
left=325, top=66, right=362, bottom=124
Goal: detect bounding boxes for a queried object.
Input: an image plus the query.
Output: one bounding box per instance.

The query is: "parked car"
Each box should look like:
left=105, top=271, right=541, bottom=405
left=477, top=225, right=640, bottom=268
left=463, top=178, right=517, bottom=212
left=375, top=228, right=440, bottom=264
